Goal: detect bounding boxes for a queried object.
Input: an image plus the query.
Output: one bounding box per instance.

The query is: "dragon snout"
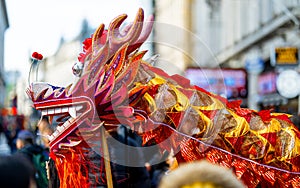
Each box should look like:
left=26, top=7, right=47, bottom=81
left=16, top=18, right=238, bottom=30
left=27, top=82, right=66, bottom=102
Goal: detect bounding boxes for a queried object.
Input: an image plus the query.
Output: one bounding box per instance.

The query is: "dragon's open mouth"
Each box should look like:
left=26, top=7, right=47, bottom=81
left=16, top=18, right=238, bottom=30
left=26, top=80, right=97, bottom=150
left=34, top=99, right=92, bottom=150
left=41, top=104, right=85, bottom=141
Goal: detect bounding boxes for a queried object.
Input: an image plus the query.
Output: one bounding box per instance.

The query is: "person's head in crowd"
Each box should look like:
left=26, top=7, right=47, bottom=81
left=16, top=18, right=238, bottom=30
left=16, top=130, right=35, bottom=150
left=0, top=154, right=37, bottom=188
left=37, top=116, right=53, bottom=148
left=158, top=160, right=246, bottom=188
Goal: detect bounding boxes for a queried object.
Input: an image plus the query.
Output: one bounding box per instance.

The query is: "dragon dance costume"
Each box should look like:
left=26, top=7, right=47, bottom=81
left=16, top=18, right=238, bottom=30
left=27, top=8, right=300, bottom=188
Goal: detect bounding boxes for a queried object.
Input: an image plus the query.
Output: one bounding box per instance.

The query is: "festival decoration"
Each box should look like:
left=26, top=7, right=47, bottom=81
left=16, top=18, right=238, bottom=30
left=32, top=52, right=44, bottom=61
left=27, top=8, right=300, bottom=188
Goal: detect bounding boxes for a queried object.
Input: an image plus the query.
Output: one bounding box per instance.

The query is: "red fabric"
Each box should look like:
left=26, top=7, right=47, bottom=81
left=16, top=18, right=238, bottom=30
left=258, top=110, right=272, bottom=122
left=78, top=38, right=92, bottom=63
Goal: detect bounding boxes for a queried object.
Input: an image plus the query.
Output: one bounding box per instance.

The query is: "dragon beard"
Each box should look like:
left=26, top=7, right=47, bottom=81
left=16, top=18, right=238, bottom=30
left=27, top=8, right=300, bottom=188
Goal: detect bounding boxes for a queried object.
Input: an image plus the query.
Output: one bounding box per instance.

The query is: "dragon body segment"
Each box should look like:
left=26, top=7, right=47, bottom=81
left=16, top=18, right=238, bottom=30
left=27, top=8, right=300, bottom=188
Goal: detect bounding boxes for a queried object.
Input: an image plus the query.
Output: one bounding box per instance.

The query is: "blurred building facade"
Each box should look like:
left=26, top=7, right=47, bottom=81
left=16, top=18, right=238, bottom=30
left=154, top=0, right=300, bottom=71
left=154, top=0, right=300, bottom=116
left=0, top=0, right=9, bottom=107
left=39, top=19, right=93, bottom=86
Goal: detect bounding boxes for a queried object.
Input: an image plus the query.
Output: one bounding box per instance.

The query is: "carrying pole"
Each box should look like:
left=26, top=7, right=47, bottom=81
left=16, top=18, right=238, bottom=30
left=100, top=126, right=114, bottom=188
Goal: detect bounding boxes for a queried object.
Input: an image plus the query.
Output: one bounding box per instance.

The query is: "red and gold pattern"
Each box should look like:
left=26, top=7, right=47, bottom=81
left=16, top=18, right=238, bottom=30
left=27, top=8, right=300, bottom=188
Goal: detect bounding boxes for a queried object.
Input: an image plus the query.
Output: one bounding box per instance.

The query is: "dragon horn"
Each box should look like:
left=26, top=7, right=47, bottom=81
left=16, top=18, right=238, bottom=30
left=87, top=8, right=152, bottom=76
left=128, top=14, right=154, bottom=53
left=84, top=23, right=106, bottom=73
left=92, top=23, right=105, bottom=52
left=108, top=8, right=144, bottom=49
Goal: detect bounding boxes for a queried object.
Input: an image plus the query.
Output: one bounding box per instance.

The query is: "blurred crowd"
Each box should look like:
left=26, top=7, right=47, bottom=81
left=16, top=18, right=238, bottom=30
left=0, top=113, right=51, bottom=188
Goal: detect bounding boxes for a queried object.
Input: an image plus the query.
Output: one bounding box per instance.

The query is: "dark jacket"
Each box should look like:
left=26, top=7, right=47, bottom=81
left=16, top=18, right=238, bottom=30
left=17, top=144, right=49, bottom=188
left=108, top=125, right=151, bottom=188
left=18, top=144, right=47, bottom=162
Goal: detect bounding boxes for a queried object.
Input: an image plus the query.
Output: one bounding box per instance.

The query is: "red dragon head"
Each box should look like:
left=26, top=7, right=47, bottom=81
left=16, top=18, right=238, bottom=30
left=27, top=8, right=154, bottom=153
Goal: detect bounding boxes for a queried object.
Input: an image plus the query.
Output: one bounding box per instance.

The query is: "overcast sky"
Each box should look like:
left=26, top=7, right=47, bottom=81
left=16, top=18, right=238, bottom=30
left=4, top=0, right=148, bottom=77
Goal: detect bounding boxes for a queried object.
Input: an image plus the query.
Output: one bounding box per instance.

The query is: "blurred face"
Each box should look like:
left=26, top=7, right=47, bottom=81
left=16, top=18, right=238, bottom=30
left=38, top=119, right=49, bottom=133
left=16, top=138, right=25, bottom=149
left=38, top=119, right=53, bottom=147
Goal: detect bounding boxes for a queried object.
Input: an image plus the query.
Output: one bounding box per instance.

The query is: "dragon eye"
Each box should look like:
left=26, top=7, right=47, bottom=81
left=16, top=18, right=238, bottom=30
left=72, top=62, right=83, bottom=77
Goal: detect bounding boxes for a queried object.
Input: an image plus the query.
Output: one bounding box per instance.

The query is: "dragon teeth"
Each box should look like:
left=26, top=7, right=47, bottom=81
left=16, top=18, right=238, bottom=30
left=42, top=109, right=47, bottom=116
left=56, top=126, right=64, bottom=132
left=68, top=107, right=77, bottom=118
left=62, top=107, right=68, bottom=113
left=48, top=108, right=55, bottom=114
left=48, top=135, right=54, bottom=141
left=76, top=105, right=83, bottom=111
left=54, top=108, right=62, bottom=114
left=68, top=117, right=74, bottom=124
left=62, top=118, right=70, bottom=128
left=42, top=105, right=82, bottom=142
left=41, top=105, right=81, bottom=117
left=53, top=131, right=59, bottom=137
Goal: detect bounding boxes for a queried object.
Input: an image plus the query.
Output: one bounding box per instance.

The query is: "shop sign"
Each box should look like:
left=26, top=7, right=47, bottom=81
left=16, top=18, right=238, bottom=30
left=274, top=47, right=299, bottom=66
